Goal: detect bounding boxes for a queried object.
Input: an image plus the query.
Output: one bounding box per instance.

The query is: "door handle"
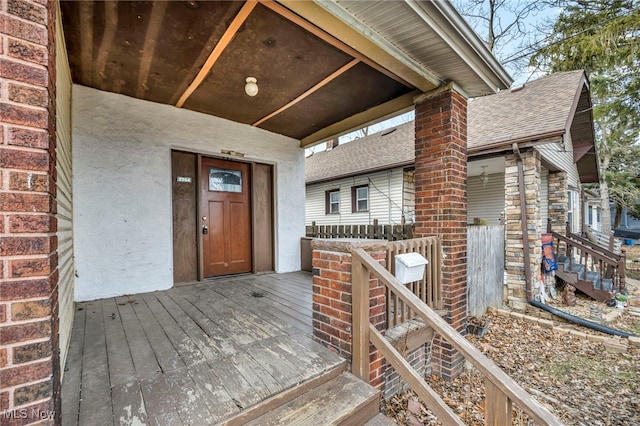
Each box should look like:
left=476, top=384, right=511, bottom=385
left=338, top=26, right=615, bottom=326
left=202, top=225, right=208, bottom=235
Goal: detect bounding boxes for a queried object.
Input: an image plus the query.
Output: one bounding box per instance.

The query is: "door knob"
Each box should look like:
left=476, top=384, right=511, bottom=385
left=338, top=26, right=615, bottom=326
left=202, top=225, right=208, bottom=235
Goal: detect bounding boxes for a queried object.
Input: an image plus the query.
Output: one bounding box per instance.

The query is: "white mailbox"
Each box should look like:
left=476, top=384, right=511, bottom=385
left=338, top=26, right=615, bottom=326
left=394, top=252, right=428, bottom=284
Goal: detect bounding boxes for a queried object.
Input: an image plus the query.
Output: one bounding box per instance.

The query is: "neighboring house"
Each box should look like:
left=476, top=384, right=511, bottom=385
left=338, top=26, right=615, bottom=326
left=306, top=122, right=416, bottom=226
left=468, top=69, right=599, bottom=306
left=306, top=70, right=600, bottom=307
left=1, top=0, right=511, bottom=420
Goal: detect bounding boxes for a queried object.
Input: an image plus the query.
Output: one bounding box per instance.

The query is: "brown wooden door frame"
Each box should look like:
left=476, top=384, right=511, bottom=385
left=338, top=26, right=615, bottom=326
left=170, top=152, right=274, bottom=283
left=251, top=162, right=275, bottom=273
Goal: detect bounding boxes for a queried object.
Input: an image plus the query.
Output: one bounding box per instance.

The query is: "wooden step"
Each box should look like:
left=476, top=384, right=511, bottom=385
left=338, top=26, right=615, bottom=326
left=220, top=362, right=347, bottom=425
left=557, top=265, right=611, bottom=302
left=242, top=372, right=381, bottom=426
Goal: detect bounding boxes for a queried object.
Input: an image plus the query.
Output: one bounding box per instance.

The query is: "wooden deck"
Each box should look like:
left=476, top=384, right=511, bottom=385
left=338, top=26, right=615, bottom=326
left=61, top=272, right=347, bottom=425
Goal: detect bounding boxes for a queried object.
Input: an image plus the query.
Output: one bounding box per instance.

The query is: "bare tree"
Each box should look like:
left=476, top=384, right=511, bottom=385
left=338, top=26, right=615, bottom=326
left=454, top=0, right=550, bottom=80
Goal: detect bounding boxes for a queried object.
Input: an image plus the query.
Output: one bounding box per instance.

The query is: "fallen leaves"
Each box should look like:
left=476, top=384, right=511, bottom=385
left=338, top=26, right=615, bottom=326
left=385, top=309, right=640, bottom=425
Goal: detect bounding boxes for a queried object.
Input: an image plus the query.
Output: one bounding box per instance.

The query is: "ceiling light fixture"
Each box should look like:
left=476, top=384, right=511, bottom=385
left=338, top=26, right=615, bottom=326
left=480, top=166, right=489, bottom=187
left=244, top=77, right=258, bottom=97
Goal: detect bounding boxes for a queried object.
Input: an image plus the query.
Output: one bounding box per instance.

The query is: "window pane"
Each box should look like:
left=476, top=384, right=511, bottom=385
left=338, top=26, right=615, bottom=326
left=329, top=190, right=340, bottom=214
left=356, top=186, right=368, bottom=211
left=357, top=187, right=368, bottom=199
left=209, top=168, right=242, bottom=192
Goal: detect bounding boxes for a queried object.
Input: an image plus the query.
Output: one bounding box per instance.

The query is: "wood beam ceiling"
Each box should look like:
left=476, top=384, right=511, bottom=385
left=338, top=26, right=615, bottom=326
left=173, top=0, right=413, bottom=131
left=136, top=1, right=168, bottom=98
left=252, top=59, right=359, bottom=127
left=175, top=1, right=258, bottom=108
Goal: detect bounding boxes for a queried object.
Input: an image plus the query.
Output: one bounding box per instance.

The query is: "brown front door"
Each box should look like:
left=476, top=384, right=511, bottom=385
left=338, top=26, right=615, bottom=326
left=200, top=157, right=252, bottom=277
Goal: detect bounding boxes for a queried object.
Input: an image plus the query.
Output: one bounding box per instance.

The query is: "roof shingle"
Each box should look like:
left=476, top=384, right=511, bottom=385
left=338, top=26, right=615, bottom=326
left=305, top=121, right=415, bottom=183
left=305, top=70, right=592, bottom=182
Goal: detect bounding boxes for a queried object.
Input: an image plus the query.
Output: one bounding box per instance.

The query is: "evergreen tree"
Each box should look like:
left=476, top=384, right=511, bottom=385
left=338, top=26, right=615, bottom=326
left=530, top=0, right=640, bottom=232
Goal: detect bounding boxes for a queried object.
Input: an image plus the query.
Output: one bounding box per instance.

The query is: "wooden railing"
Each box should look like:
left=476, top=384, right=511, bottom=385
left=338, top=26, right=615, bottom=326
left=548, top=222, right=626, bottom=295
left=583, top=226, right=622, bottom=254
left=351, top=248, right=563, bottom=426
left=305, top=219, right=413, bottom=241
left=385, top=237, right=442, bottom=327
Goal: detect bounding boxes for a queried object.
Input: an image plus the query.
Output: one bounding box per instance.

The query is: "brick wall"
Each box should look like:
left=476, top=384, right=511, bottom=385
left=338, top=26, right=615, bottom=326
left=383, top=343, right=430, bottom=400
left=1, top=0, right=60, bottom=424
left=311, top=239, right=387, bottom=390
left=413, top=86, right=468, bottom=380
left=504, top=150, right=542, bottom=308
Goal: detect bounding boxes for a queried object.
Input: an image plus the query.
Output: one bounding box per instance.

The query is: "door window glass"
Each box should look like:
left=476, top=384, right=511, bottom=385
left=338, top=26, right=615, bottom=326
left=209, top=168, right=242, bottom=192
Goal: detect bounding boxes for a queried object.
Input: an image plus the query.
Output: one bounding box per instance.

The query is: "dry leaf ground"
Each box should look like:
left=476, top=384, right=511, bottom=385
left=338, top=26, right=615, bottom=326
left=385, top=276, right=640, bottom=425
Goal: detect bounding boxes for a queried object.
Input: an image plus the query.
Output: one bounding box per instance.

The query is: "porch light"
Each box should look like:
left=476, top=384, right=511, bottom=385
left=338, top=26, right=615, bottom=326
left=480, top=166, right=489, bottom=187
left=245, top=77, right=258, bottom=97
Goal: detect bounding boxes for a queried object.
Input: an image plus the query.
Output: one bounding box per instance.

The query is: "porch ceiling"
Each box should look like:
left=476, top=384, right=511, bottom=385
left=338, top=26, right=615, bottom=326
left=59, top=0, right=510, bottom=148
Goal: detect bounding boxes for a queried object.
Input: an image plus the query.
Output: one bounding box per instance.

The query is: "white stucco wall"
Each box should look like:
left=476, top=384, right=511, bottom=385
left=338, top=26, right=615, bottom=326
left=73, top=85, right=304, bottom=301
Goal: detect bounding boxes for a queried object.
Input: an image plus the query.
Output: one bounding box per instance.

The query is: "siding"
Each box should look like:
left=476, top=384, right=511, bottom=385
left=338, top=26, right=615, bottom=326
left=537, top=135, right=582, bottom=230
left=73, top=86, right=305, bottom=301
left=305, top=168, right=406, bottom=225
left=467, top=173, right=505, bottom=226
left=56, top=3, right=75, bottom=371
left=537, top=136, right=580, bottom=189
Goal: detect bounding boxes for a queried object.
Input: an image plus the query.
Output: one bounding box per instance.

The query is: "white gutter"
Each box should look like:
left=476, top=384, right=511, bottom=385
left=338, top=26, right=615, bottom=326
left=408, top=0, right=513, bottom=92
left=310, top=0, right=442, bottom=91
left=310, top=0, right=512, bottom=95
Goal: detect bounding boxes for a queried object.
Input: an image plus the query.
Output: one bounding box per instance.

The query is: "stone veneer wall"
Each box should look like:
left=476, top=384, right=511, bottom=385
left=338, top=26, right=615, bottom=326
left=548, top=171, right=568, bottom=234
left=504, top=150, right=542, bottom=308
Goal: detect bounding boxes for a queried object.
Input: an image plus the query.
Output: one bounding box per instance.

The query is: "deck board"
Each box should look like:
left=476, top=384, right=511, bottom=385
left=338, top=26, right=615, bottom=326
left=187, top=361, right=240, bottom=422
left=61, top=272, right=343, bottom=425
left=115, top=297, right=162, bottom=380
left=111, top=381, right=148, bottom=425
left=60, top=305, right=85, bottom=426
left=139, top=293, right=209, bottom=367
left=78, top=301, right=114, bottom=425
left=130, top=296, right=187, bottom=374
left=101, top=298, right=137, bottom=387
left=140, top=374, right=183, bottom=426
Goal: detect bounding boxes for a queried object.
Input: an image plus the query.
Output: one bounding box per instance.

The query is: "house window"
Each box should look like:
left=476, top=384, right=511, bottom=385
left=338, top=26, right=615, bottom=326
left=208, top=168, right=242, bottom=192
left=325, top=190, right=340, bottom=214
left=567, top=189, right=579, bottom=232
left=352, top=185, right=369, bottom=212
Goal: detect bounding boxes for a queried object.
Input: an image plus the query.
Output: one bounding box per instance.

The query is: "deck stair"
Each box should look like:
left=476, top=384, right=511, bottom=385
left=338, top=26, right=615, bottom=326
left=549, top=222, right=626, bottom=302
left=228, top=367, right=389, bottom=426
left=556, top=255, right=614, bottom=301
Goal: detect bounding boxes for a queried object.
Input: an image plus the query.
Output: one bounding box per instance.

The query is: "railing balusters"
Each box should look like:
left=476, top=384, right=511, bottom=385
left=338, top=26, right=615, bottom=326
left=351, top=248, right=564, bottom=426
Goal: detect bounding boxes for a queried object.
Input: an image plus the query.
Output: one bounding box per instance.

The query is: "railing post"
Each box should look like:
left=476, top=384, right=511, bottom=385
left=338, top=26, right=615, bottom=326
left=485, top=381, right=512, bottom=425
left=619, top=249, right=626, bottom=294
left=352, top=255, right=370, bottom=382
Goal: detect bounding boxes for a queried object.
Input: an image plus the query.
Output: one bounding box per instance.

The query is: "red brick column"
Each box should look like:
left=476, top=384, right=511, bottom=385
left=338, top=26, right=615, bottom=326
left=311, top=239, right=387, bottom=390
left=1, top=0, right=60, bottom=424
left=414, top=85, right=468, bottom=380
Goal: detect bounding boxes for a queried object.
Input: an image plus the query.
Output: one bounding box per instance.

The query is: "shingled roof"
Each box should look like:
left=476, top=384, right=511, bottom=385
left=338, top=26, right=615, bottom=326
left=306, top=70, right=598, bottom=183
left=468, top=70, right=592, bottom=151
left=305, top=121, right=415, bottom=184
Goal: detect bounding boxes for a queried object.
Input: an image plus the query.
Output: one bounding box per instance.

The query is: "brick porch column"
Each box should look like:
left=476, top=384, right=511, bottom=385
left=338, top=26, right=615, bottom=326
left=311, top=239, right=387, bottom=390
left=504, top=150, right=542, bottom=309
left=548, top=171, right=568, bottom=234
left=1, top=0, right=60, bottom=424
left=413, top=85, right=467, bottom=380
